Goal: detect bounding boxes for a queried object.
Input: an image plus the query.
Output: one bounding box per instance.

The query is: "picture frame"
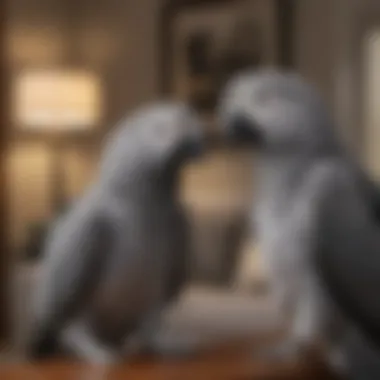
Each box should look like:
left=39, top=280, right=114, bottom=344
left=158, top=0, right=295, bottom=140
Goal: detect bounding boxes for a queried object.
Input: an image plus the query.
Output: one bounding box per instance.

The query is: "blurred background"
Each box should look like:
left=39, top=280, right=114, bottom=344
left=0, top=0, right=379, bottom=358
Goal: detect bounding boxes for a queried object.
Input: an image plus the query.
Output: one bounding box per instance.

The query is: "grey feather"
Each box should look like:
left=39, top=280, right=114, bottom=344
left=27, top=195, right=114, bottom=358
left=28, top=102, right=204, bottom=363
left=218, top=69, right=380, bottom=378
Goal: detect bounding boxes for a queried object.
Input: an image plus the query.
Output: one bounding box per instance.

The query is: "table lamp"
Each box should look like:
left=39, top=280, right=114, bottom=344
left=12, top=68, right=102, bottom=212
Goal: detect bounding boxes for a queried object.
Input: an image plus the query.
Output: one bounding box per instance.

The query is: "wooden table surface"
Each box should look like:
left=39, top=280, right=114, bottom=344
left=0, top=344, right=341, bottom=380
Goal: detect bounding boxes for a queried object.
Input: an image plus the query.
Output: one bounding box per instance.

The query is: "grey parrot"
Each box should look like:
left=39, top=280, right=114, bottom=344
left=218, top=69, right=380, bottom=378
left=27, top=102, right=204, bottom=363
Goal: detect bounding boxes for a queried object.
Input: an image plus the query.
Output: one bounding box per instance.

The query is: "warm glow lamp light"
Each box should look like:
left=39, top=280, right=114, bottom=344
left=12, top=68, right=102, bottom=211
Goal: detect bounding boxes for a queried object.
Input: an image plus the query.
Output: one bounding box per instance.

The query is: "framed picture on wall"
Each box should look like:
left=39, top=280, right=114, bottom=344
left=159, top=0, right=295, bottom=141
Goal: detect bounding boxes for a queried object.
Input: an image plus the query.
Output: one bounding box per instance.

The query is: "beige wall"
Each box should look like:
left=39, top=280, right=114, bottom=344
left=295, top=0, right=380, bottom=154
left=294, top=0, right=337, bottom=107
left=294, top=0, right=358, bottom=147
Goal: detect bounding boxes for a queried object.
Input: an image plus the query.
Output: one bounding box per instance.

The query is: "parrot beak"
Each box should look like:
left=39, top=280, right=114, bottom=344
left=181, top=136, right=205, bottom=159
left=226, top=114, right=264, bottom=147
left=171, top=136, right=204, bottom=166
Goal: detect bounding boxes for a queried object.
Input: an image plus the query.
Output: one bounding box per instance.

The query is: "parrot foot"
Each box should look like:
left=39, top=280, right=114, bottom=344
left=61, top=321, right=120, bottom=365
left=83, top=347, right=118, bottom=366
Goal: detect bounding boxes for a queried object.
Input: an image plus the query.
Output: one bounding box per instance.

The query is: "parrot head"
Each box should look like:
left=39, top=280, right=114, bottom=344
left=132, top=102, right=204, bottom=166
left=218, top=69, right=338, bottom=155
left=100, top=102, right=204, bottom=189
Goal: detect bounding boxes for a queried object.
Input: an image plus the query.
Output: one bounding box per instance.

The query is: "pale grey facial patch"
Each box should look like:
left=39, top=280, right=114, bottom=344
left=219, top=70, right=337, bottom=153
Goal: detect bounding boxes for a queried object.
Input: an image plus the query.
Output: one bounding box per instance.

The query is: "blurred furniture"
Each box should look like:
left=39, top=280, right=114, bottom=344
left=2, top=282, right=339, bottom=380
left=0, top=352, right=340, bottom=380
left=11, top=261, right=274, bottom=356
left=9, top=274, right=339, bottom=380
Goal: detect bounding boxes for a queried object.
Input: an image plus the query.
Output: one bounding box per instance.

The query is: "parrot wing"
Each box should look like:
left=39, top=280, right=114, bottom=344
left=315, top=162, right=380, bottom=347
left=27, top=201, right=114, bottom=359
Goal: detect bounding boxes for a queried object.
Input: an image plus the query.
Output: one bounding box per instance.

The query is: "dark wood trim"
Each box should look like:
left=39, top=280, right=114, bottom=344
left=0, top=0, right=10, bottom=341
left=159, top=0, right=247, bottom=95
left=158, top=0, right=296, bottom=95
left=351, top=10, right=380, bottom=157
left=353, top=15, right=368, bottom=157
left=277, top=0, right=295, bottom=68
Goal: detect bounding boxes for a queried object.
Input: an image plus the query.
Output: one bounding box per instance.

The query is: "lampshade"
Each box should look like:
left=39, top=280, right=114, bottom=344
left=12, top=69, right=102, bottom=132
